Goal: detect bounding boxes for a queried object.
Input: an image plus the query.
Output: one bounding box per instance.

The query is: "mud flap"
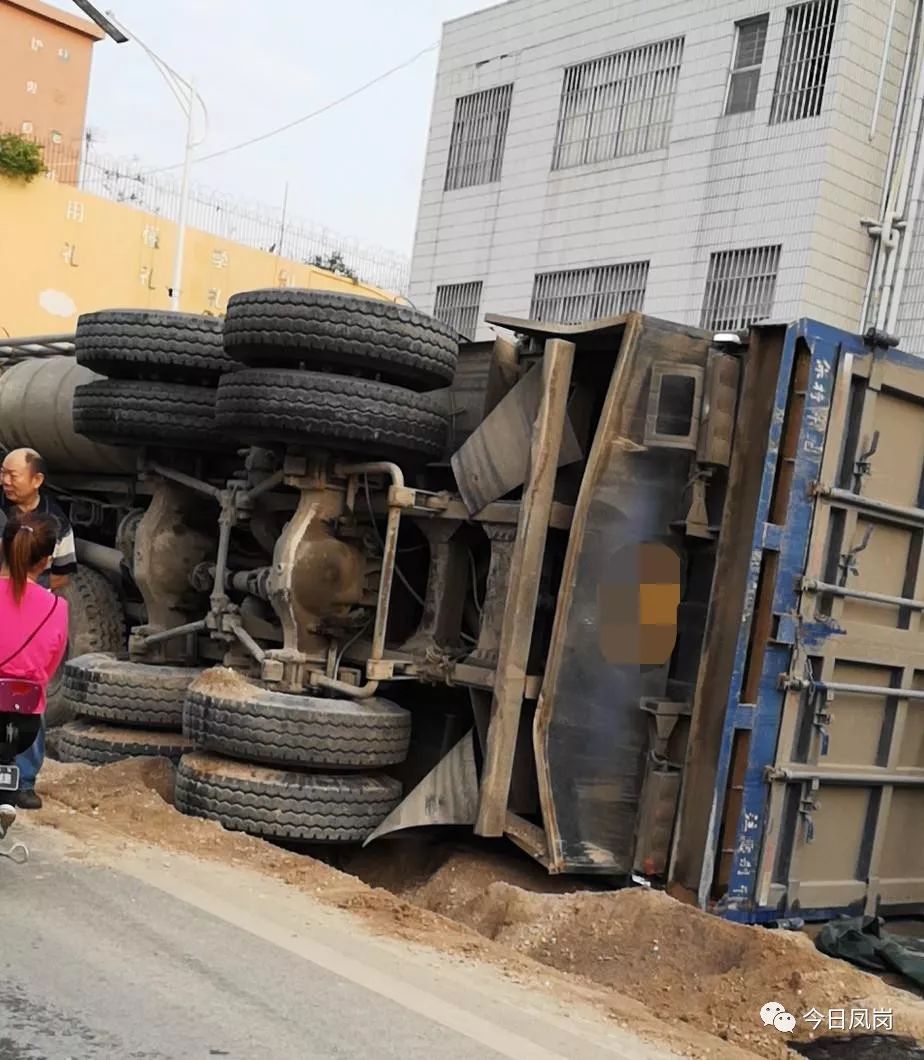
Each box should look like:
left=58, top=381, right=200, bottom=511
left=362, top=730, right=479, bottom=846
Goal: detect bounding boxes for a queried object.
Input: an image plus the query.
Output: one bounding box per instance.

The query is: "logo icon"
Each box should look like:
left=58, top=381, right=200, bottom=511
left=760, top=1002, right=796, bottom=1033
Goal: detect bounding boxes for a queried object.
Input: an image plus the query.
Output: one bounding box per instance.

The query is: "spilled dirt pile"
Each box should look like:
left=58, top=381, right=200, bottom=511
left=410, top=874, right=924, bottom=1054
left=346, top=839, right=586, bottom=907
left=38, top=758, right=347, bottom=895
left=187, top=666, right=255, bottom=700
left=35, top=760, right=924, bottom=1060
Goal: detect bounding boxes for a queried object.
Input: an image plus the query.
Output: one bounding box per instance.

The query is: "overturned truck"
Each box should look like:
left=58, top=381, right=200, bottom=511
left=2, top=297, right=923, bottom=925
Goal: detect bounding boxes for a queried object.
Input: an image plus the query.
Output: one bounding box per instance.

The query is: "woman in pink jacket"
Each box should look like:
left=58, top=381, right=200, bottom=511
left=0, top=512, right=70, bottom=807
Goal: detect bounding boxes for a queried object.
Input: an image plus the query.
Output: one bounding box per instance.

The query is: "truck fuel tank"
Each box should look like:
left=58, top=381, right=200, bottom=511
left=0, top=356, right=134, bottom=474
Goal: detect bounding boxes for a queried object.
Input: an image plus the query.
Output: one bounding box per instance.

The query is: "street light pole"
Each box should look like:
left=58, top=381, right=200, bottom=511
left=69, top=3, right=207, bottom=311
left=171, top=77, right=197, bottom=311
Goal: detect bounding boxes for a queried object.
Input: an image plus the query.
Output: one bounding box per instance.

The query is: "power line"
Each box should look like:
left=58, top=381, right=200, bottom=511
left=147, top=41, right=439, bottom=174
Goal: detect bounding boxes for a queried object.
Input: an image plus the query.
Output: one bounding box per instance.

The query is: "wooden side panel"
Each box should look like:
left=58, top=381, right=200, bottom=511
left=476, top=339, right=576, bottom=836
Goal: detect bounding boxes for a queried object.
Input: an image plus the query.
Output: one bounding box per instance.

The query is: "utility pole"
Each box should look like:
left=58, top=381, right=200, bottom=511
left=69, top=4, right=208, bottom=312
left=277, top=181, right=289, bottom=260
left=171, top=78, right=198, bottom=311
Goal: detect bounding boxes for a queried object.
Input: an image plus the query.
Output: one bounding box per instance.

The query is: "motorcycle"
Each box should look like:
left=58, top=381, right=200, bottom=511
left=0, top=677, right=41, bottom=864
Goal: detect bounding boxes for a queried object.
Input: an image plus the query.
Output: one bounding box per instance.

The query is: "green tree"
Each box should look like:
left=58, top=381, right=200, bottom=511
left=310, top=251, right=358, bottom=282
left=0, top=133, right=44, bottom=182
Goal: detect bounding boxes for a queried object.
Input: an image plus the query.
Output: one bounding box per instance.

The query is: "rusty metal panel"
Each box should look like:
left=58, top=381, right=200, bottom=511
left=534, top=316, right=714, bottom=874
left=451, top=362, right=583, bottom=515
left=673, top=318, right=924, bottom=922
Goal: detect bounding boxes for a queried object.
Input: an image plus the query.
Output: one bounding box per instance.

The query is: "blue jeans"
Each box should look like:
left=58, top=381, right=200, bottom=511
left=15, top=721, right=44, bottom=791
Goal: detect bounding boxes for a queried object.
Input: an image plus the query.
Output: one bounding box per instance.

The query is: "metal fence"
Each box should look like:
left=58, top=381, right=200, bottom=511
left=4, top=129, right=411, bottom=294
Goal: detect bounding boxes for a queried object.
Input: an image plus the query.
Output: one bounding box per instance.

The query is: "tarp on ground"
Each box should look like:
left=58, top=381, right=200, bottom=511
left=815, top=916, right=924, bottom=990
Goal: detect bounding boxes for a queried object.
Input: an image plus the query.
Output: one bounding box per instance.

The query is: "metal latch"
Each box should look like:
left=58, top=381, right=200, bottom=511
left=799, top=779, right=821, bottom=844
left=839, top=523, right=874, bottom=583
left=813, top=694, right=833, bottom=757
left=854, top=431, right=880, bottom=483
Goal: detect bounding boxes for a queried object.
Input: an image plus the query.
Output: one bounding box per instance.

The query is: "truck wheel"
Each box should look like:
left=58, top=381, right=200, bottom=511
left=223, top=290, right=459, bottom=391
left=45, top=568, right=126, bottom=728
left=62, top=654, right=203, bottom=729
left=216, top=368, right=448, bottom=462
left=73, top=378, right=227, bottom=450
left=57, top=721, right=194, bottom=765
left=176, top=752, right=402, bottom=842
left=184, top=676, right=411, bottom=770
left=76, top=309, right=235, bottom=383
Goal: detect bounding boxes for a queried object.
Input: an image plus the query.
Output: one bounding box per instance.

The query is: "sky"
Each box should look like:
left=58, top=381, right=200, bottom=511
left=52, top=0, right=494, bottom=258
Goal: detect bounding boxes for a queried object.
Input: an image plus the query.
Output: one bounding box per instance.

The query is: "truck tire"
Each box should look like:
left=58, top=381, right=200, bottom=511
left=76, top=309, right=235, bottom=383
left=223, top=290, right=459, bottom=391
left=175, top=752, right=402, bottom=842
left=57, top=721, right=194, bottom=765
left=62, top=654, right=203, bottom=729
left=216, top=369, right=448, bottom=462
left=45, top=569, right=126, bottom=728
left=184, top=678, right=411, bottom=770
left=73, top=378, right=227, bottom=451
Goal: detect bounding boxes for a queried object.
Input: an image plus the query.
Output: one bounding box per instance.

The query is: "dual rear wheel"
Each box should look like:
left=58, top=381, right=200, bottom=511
left=73, top=293, right=460, bottom=461
left=59, top=656, right=408, bottom=842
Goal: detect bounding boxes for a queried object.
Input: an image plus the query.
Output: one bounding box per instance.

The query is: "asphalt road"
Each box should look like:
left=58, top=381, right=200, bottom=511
left=0, top=824, right=679, bottom=1060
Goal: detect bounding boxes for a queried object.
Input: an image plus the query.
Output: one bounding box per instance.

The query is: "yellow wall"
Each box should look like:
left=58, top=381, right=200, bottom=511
left=0, top=173, right=402, bottom=337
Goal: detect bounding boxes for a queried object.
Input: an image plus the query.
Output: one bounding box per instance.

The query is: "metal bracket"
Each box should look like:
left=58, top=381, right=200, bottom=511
left=365, top=659, right=397, bottom=681
left=682, top=470, right=716, bottom=540
left=640, top=698, right=691, bottom=759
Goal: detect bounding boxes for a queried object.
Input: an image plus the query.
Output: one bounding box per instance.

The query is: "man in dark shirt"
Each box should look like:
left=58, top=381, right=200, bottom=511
left=1, top=448, right=77, bottom=809
left=0, top=449, right=77, bottom=591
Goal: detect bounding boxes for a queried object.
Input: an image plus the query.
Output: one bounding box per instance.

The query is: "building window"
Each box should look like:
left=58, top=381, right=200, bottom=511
left=770, top=0, right=839, bottom=124
left=530, top=262, right=649, bottom=323
left=444, top=85, right=513, bottom=191
left=701, top=245, right=781, bottom=331
left=552, top=38, right=684, bottom=171
left=725, top=16, right=769, bottom=115
left=433, top=281, right=483, bottom=340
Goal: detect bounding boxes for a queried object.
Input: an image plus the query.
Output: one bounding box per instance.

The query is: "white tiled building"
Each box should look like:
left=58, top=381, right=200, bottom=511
left=410, top=0, right=924, bottom=347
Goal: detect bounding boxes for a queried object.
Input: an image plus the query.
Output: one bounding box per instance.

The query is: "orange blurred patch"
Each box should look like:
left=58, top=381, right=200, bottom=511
left=640, top=582, right=681, bottom=625
left=599, top=543, right=680, bottom=665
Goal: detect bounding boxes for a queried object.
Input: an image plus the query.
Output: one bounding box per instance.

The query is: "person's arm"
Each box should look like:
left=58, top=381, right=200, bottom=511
left=50, top=522, right=77, bottom=593
left=43, top=601, right=70, bottom=686
left=46, top=615, right=69, bottom=677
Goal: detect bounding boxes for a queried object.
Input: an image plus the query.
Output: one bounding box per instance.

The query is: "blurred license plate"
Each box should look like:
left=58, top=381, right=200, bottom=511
left=0, top=766, right=19, bottom=791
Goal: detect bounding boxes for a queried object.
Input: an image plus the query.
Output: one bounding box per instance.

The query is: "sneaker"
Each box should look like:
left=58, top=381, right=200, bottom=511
left=16, top=789, right=42, bottom=810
